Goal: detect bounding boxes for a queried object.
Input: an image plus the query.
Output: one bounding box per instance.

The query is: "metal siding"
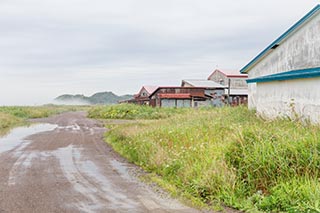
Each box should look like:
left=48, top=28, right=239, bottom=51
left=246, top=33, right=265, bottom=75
left=177, top=99, right=191, bottom=108
left=161, top=99, right=176, bottom=107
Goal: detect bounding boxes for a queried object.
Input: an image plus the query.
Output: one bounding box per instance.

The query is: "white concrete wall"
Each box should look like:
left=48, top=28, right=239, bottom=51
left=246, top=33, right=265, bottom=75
left=248, top=12, right=320, bottom=109
left=256, top=78, right=320, bottom=123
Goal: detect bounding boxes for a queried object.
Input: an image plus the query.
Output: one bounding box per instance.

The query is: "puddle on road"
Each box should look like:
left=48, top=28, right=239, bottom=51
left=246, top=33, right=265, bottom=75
left=0, top=123, right=57, bottom=154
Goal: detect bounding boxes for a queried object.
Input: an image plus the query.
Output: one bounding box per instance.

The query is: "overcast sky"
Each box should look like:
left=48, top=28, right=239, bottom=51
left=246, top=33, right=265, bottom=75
left=0, top=0, right=318, bottom=105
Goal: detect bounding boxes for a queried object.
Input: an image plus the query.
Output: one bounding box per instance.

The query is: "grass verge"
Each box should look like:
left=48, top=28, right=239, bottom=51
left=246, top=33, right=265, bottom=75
left=100, top=104, right=320, bottom=212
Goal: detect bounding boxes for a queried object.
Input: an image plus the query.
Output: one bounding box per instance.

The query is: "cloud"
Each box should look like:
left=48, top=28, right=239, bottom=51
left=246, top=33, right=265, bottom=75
left=0, top=0, right=318, bottom=104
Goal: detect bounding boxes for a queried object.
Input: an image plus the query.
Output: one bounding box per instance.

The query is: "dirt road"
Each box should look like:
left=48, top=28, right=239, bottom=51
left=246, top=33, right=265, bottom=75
left=0, top=112, right=200, bottom=213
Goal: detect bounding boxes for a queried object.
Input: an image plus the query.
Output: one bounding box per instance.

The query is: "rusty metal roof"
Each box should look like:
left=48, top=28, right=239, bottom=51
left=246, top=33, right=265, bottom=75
left=159, top=93, right=191, bottom=99
left=149, top=86, right=221, bottom=98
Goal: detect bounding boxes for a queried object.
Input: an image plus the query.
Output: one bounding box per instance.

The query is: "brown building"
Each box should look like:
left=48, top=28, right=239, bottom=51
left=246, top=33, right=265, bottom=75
left=148, top=86, right=225, bottom=108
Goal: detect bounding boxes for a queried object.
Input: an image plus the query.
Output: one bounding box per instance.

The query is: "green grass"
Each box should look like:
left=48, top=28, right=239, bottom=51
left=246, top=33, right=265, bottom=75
left=0, top=105, right=86, bottom=131
left=0, top=112, right=22, bottom=129
left=88, top=103, right=187, bottom=120
left=100, top=105, right=320, bottom=212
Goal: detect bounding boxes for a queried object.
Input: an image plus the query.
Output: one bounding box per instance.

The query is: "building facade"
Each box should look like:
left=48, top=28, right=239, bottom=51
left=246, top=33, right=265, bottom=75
left=206, top=69, right=248, bottom=105
left=241, top=5, right=320, bottom=123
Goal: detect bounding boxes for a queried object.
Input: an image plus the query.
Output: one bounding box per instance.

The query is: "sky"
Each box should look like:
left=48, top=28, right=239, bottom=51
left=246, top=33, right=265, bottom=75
left=0, top=0, right=319, bottom=105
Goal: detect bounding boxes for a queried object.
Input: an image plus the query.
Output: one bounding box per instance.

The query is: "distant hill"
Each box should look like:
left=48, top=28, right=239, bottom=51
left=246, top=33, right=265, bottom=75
left=54, top=92, right=133, bottom=105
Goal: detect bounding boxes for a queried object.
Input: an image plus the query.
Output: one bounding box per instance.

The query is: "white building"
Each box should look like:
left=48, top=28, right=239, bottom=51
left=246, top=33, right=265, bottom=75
left=241, top=5, right=320, bottom=123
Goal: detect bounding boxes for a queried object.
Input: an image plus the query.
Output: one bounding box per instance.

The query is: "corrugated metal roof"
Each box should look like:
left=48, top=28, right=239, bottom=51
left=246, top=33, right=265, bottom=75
left=149, top=86, right=220, bottom=98
left=240, top=5, right=320, bottom=74
left=246, top=67, right=320, bottom=83
left=159, top=93, right=191, bottom=99
left=182, top=79, right=226, bottom=88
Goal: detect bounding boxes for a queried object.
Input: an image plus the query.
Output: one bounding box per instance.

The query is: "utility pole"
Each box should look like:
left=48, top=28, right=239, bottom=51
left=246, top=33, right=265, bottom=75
left=227, top=79, right=231, bottom=106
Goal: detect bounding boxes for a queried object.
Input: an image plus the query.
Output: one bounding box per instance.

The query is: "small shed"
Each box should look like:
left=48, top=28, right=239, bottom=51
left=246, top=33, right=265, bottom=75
left=241, top=5, right=320, bottom=123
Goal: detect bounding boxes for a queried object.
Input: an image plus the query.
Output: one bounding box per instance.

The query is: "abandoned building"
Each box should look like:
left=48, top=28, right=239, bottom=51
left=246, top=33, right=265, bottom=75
left=207, top=69, right=248, bottom=105
left=148, top=86, right=226, bottom=108
left=241, top=5, right=320, bottom=123
left=181, top=69, right=248, bottom=106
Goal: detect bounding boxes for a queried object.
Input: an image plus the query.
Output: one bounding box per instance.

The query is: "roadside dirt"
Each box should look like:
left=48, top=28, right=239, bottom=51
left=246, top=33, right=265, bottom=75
left=0, top=111, right=203, bottom=213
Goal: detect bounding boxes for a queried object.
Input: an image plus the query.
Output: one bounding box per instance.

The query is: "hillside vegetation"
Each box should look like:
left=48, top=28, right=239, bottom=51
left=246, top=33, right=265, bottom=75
left=54, top=92, right=132, bottom=105
left=97, top=105, right=320, bottom=212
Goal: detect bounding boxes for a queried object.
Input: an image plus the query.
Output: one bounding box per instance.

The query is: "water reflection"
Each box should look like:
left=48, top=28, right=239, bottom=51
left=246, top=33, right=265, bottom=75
left=0, top=127, right=12, bottom=137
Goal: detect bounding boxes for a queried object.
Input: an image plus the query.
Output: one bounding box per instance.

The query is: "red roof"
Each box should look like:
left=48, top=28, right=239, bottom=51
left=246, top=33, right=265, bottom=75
left=137, top=85, right=158, bottom=97
left=208, top=69, right=248, bottom=79
left=143, top=86, right=158, bottom=94
left=159, top=93, right=191, bottom=99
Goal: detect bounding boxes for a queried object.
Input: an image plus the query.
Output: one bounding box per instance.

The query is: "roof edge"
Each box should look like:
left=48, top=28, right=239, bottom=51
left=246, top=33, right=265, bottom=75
left=240, top=4, right=320, bottom=74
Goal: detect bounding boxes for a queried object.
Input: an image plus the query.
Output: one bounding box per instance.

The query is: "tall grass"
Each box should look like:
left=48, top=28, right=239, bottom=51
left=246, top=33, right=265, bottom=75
left=103, top=105, right=320, bottom=212
left=88, top=104, right=187, bottom=120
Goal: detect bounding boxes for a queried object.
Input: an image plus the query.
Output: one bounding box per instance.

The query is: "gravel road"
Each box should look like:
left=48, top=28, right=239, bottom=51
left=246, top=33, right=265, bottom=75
left=0, top=112, right=200, bottom=213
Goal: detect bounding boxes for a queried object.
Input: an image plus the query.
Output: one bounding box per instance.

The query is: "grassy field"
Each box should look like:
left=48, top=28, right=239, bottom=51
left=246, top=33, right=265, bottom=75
left=96, top=104, right=320, bottom=212
left=0, top=105, right=84, bottom=131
